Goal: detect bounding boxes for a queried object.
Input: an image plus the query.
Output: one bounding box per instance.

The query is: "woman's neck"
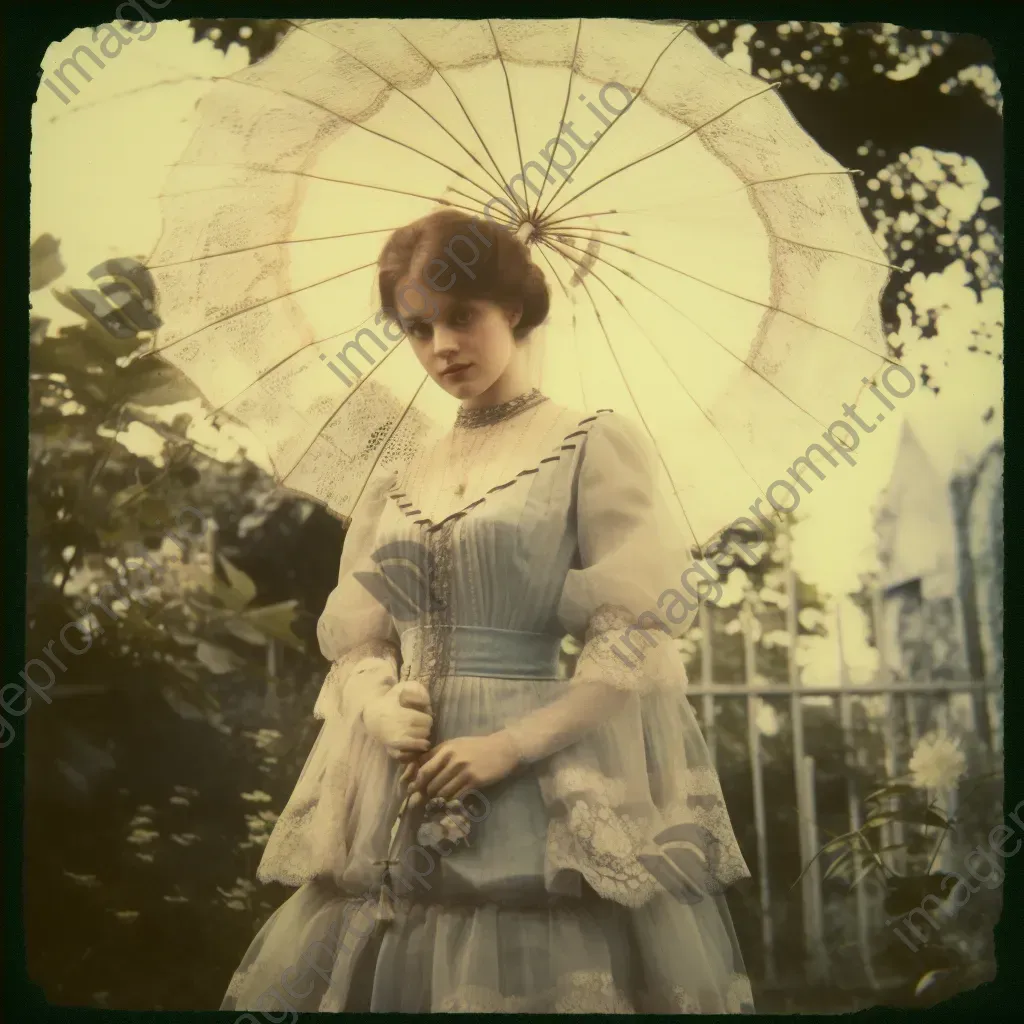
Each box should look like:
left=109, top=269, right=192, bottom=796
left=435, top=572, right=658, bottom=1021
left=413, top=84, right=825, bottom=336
left=459, top=368, right=535, bottom=412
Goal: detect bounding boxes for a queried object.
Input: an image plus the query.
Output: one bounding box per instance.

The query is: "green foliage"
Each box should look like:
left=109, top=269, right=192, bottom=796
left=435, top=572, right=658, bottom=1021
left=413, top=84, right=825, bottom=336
left=27, top=237, right=319, bottom=727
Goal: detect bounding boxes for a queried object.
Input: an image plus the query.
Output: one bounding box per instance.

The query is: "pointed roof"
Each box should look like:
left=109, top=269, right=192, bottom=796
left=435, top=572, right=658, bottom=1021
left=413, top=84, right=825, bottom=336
left=875, top=422, right=957, bottom=595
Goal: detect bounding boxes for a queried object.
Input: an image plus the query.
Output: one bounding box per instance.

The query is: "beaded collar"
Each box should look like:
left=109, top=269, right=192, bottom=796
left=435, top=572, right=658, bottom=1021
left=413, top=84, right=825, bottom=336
left=454, top=388, right=548, bottom=430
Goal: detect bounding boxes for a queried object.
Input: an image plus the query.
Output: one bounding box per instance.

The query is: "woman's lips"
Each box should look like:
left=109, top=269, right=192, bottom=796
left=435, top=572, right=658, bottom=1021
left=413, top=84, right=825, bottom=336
left=440, top=363, right=471, bottom=378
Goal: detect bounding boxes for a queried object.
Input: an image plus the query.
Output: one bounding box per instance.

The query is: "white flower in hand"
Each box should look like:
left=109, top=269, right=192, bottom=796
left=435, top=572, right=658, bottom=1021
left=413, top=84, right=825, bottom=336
left=909, top=730, right=967, bottom=790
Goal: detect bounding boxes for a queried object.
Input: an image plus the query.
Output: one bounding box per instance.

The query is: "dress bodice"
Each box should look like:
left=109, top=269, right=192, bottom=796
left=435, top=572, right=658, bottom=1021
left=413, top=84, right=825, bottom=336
left=373, top=401, right=604, bottom=638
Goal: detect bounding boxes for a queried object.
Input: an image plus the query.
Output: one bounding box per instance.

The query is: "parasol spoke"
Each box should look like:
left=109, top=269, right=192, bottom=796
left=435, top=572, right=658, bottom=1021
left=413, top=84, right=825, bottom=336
left=208, top=310, right=390, bottom=415
left=534, top=243, right=587, bottom=407
left=285, top=20, right=516, bottom=208
left=534, top=22, right=694, bottom=224
left=229, top=77, right=498, bottom=204
left=544, top=241, right=771, bottom=504
left=539, top=82, right=782, bottom=228
left=486, top=20, right=531, bottom=220
left=323, top=374, right=428, bottom=520
left=159, top=162, right=461, bottom=210
left=548, top=227, right=631, bottom=240
left=392, top=25, right=525, bottom=214
left=151, top=261, right=378, bottom=356
left=147, top=227, right=402, bottom=272
left=444, top=188, right=518, bottom=224
left=554, top=233, right=898, bottom=365
left=543, top=237, right=826, bottom=430
left=542, top=240, right=700, bottom=545
left=771, top=236, right=907, bottom=274
left=541, top=169, right=866, bottom=231
left=527, top=19, right=584, bottom=222
left=280, top=331, right=415, bottom=483
left=44, top=74, right=221, bottom=124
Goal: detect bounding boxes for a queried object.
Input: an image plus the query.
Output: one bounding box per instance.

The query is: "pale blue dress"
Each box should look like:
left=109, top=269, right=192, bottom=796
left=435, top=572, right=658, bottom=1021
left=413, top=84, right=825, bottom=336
left=221, top=399, right=754, bottom=1014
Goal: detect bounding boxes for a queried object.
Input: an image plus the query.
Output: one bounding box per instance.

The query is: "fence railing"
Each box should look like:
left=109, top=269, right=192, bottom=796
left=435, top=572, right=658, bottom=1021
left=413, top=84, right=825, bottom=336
left=679, top=529, right=1002, bottom=991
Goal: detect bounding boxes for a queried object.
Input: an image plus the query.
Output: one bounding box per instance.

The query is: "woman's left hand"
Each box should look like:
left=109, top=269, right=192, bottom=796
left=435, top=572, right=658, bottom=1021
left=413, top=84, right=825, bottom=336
left=401, top=732, right=520, bottom=802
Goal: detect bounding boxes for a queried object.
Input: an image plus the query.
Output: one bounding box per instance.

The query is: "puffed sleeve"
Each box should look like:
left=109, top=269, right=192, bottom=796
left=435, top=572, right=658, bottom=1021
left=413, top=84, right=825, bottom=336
left=503, top=413, right=716, bottom=763
left=312, top=469, right=401, bottom=721
left=501, top=414, right=749, bottom=908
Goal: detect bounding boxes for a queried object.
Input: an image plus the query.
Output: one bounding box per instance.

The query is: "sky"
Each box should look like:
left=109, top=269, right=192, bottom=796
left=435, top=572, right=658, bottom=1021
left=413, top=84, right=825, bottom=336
left=31, top=20, right=1003, bottom=689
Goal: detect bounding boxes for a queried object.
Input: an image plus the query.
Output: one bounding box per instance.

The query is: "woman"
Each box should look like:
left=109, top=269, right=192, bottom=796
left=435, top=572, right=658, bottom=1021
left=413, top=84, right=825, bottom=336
left=222, top=209, right=754, bottom=1015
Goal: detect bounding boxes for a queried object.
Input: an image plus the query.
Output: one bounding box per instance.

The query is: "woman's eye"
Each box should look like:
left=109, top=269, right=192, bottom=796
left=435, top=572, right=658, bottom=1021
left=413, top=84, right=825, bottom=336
left=451, top=308, right=474, bottom=327
left=408, top=322, right=432, bottom=340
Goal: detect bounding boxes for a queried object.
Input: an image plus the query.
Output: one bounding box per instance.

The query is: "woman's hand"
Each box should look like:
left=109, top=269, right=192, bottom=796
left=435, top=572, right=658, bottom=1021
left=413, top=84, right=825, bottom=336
left=361, top=680, right=432, bottom=761
left=400, top=731, right=521, bottom=802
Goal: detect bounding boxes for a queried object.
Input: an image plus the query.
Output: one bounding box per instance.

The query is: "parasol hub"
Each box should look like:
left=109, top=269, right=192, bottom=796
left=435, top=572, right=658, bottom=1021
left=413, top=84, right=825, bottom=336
left=515, top=221, right=536, bottom=245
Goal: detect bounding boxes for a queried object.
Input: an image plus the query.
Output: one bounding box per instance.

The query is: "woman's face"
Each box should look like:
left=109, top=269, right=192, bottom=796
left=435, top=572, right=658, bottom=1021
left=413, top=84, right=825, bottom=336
left=397, top=279, right=522, bottom=400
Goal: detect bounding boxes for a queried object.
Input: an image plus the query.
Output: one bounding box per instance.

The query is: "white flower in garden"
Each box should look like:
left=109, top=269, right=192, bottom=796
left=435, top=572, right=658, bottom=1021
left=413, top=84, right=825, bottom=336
left=908, top=730, right=967, bottom=790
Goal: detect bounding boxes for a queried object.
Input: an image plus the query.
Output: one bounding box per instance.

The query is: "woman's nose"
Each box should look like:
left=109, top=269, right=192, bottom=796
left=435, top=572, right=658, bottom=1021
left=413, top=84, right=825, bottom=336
left=432, top=327, right=460, bottom=358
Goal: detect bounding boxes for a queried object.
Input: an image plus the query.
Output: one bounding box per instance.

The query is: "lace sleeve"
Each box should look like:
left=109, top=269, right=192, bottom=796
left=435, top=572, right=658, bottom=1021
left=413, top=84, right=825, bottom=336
left=313, top=470, right=401, bottom=719
left=502, top=415, right=700, bottom=763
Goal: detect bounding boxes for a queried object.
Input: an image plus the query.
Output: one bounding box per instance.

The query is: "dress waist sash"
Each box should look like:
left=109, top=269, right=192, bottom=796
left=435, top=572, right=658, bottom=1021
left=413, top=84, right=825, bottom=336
left=399, top=626, right=563, bottom=680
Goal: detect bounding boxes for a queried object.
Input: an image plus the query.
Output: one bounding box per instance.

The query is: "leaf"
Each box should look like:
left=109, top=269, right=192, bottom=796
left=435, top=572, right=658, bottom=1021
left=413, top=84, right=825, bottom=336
left=126, top=362, right=203, bottom=407
left=821, top=830, right=861, bottom=854
left=223, top=617, right=267, bottom=646
left=864, top=782, right=917, bottom=804
left=190, top=569, right=249, bottom=614
left=823, top=849, right=855, bottom=883
left=915, top=969, right=956, bottom=999
left=196, top=641, right=244, bottom=675
left=239, top=601, right=304, bottom=652
left=849, top=860, right=882, bottom=890
left=866, top=807, right=952, bottom=830
left=30, top=234, right=66, bottom=291
left=218, top=555, right=257, bottom=607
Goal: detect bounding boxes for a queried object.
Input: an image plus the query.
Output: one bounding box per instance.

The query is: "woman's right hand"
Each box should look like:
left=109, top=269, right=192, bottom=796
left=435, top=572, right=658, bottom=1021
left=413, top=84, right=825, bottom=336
left=361, top=680, right=432, bottom=761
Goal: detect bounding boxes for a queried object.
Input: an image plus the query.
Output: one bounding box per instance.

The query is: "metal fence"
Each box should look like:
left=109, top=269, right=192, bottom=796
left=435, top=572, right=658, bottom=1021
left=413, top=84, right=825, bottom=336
left=681, top=547, right=1003, bottom=992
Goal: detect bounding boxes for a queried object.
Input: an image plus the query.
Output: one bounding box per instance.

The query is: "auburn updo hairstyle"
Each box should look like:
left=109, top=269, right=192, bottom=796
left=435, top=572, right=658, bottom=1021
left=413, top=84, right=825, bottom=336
left=377, top=208, right=550, bottom=341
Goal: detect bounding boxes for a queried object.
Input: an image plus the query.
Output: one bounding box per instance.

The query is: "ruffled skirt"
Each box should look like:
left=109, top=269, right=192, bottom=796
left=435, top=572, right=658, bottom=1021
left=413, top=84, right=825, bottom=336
left=222, top=669, right=754, bottom=1013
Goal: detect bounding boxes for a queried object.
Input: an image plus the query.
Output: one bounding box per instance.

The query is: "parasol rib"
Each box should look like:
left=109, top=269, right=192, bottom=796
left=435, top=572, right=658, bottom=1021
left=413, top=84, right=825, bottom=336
left=392, top=25, right=525, bottom=215
left=542, top=237, right=827, bottom=430
left=151, top=261, right=378, bottom=356
left=288, top=374, right=432, bottom=523
left=278, top=330, right=414, bottom=481
left=486, top=20, right=530, bottom=220
left=543, top=239, right=771, bottom=505
left=208, top=310, right=389, bottom=416
left=217, top=77, right=499, bottom=205
left=539, top=83, right=782, bottom=228
left=535, top=242, right=587, bottom=409
left=284, top=20, right=517, bottom=209
left=541, top=170, right=865, bottom=231
left=535, top=22, right=693, bottom=224
left=528, top=19, right=583, bottom=222
left=147, top=227, right=403, bottom=272
left=554, top=234, right=897, bottom=366
left=546, top=240, right=701, bottom=546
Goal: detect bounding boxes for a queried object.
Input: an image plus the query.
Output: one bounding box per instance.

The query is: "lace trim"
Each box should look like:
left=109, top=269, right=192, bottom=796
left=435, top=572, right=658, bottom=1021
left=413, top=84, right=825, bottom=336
left=313, top=639, right=399, bottom=720
left=571, top=603, right=676, bottom=694
left=548, top=807, right=661, bottom=908
left=667, top=973, right=755, bottom=1013
left=454, top=387, right=548, bottom=429
left=542, top=762, right=749, bottom=907
left=726, top=973, right=756, bottom=1013
left=679, top=766, right=751, bottom=890
left=388, top=408, right=613, bottom=531
left=437, top=970, right=634, bottom=1013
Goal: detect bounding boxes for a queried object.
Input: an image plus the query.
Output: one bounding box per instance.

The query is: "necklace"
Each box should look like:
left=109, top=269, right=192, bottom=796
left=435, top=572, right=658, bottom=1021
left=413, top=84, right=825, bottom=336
left=442, top=426, right=489, bottom=500
left=438, top=395, right=550, bottom=510
left=454, top=388, right=548, bottom=430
